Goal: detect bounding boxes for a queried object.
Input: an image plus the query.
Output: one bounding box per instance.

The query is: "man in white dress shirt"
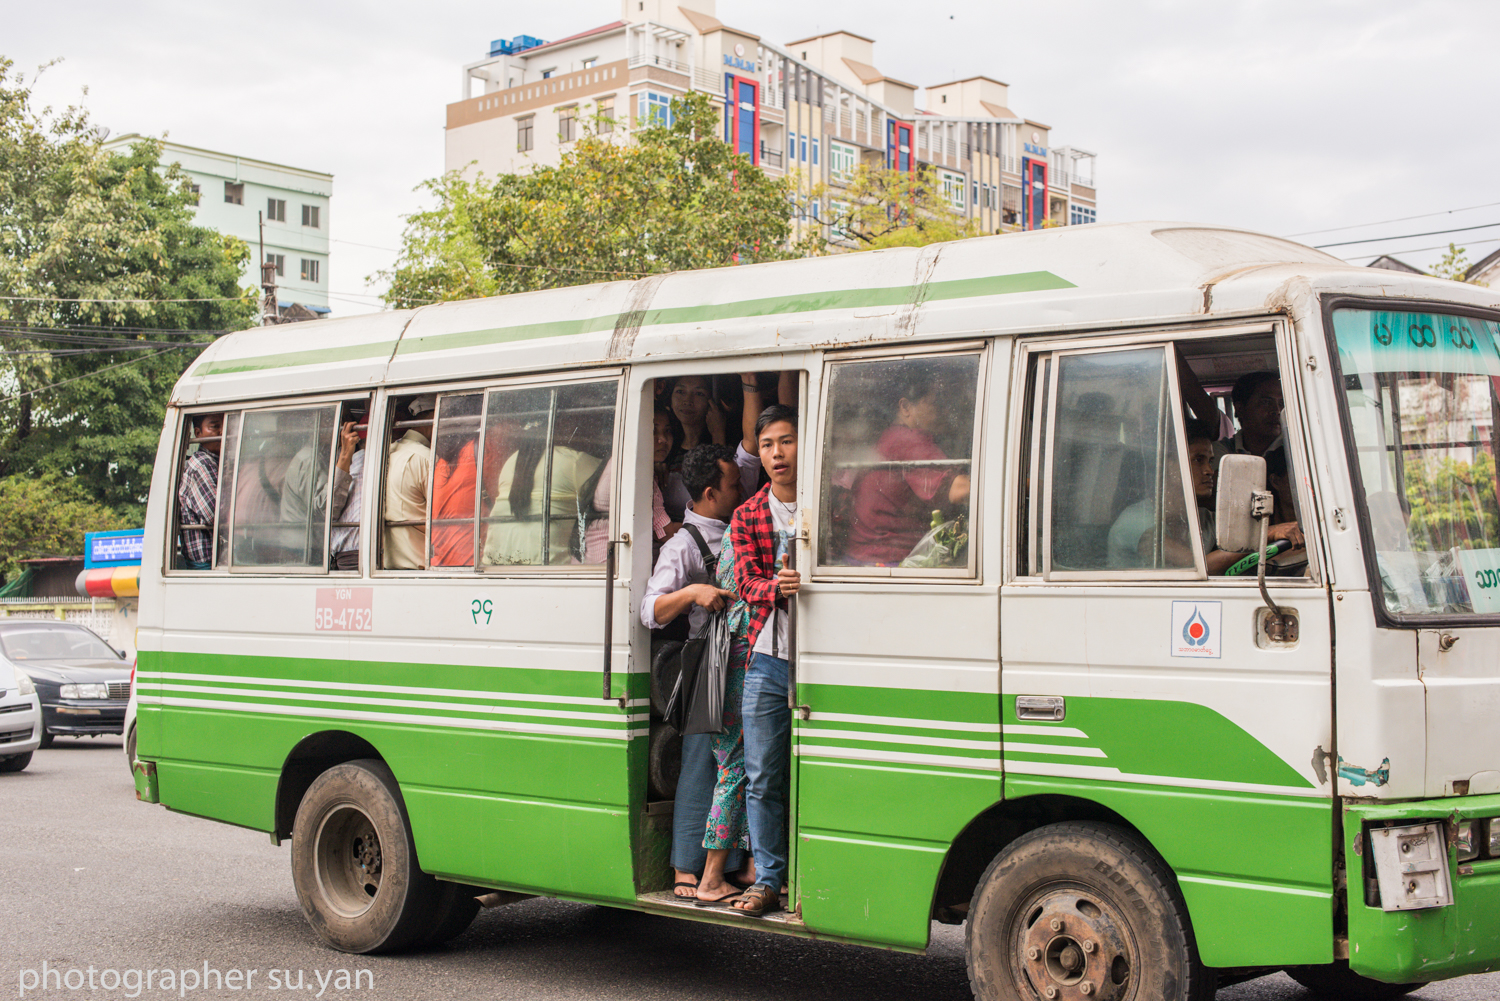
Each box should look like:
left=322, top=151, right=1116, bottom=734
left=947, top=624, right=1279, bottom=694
left=640, top=442, right=755, bottom=899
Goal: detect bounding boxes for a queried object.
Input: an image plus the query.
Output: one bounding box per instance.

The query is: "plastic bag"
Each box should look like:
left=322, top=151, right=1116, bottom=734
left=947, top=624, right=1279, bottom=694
left=662, top=609, right=730, bottom=735
left=682, top=611, right=730, bottom=736
left=900, top=511, right=969, bottom=569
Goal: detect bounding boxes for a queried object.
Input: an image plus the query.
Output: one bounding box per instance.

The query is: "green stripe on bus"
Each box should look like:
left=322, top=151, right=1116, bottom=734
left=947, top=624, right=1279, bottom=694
left=190, top=271, right=1074, bottom=376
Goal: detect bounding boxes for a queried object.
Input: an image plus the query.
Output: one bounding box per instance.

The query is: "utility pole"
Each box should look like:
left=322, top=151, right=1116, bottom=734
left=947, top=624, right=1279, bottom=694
left=259, top=211, right=279, bottom=326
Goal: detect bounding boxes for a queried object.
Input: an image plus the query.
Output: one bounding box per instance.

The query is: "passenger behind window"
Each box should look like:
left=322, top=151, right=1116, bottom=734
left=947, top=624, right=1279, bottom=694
left=282, top=415, right=358, bottom=534
left=581, top=402, right=681, bottom=565
left=482, top=397, right=604, bottom=566
left=384, top=396, right=435, bottom=569
left=233, top=413, right=301, bottom=564
left=845, top=362, right=972, bottom=566
left=330, top=404, right=369, bottom=571
left=177, top=412, right=224, bottom=569
left=1216, top=371, right=1284, bottom=463
left=431, top=395, right=483, bottom=567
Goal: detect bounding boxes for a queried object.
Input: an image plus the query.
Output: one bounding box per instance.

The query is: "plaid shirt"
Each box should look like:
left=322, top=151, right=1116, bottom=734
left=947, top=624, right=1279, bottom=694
left=178, top=449, right=220, bottom=566
left=728, top=484, right=786, bottom=652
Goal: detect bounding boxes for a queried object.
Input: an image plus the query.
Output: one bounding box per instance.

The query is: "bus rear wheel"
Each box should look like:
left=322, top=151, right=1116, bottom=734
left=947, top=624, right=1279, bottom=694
left=291, top=758, right=440, bottom=954
left=966, top=821, right=1214, bottom=1001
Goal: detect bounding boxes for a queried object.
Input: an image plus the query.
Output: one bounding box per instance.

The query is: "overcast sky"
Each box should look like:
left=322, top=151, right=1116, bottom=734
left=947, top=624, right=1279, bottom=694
left=11, top=0, right=1499, bottom=315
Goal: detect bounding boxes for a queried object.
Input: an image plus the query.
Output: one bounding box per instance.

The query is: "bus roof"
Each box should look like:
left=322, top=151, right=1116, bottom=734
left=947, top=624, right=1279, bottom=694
left=171, top=222, right=1500, bottom=406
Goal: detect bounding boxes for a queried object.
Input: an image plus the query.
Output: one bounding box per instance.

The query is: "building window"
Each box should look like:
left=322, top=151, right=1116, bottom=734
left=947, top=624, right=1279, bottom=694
left=830, top=198, right=850, bottom=241
left=189, top=184, right=201, bottom=206
left=265, top=253, right=285, bottom=277
left=224, top=182, right=244, bottom=205
left=638, top=92, right=673, bottom=128
left=301, top=204, right=320, bottom=228
left=541, top=69, right=554, bottom=79
left=582, top=57, right=597, bottom=69
left=597, top=97, right=614, bottom=134
left=301, top=258, right=321, bottom=283
left=517, top=116, right=534, bottom=151
left=267, top=198, right=286, bottom=222
left=812, top=137, right=819, bottom=166
left=558, top=106, right=576, bottom=143
left=941, top=171, right=965, bottom=211
left=1070, top=205, right=1098, bottom=226
left=830, top=142, right=856, bottom=184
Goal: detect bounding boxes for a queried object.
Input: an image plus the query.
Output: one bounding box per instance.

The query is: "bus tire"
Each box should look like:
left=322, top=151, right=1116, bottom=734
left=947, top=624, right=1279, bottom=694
left=291, top=758, right=440, bottom=954
left=966, top=821, right=1213, bottom=1001
left=1284, top=962, right=1421, bottom=999
left=416, top=882, right=481, bottom=947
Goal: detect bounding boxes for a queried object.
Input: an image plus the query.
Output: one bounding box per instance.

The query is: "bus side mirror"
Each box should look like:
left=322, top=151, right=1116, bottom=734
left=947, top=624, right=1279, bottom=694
left=1216, top=454, right=1268, bottom=553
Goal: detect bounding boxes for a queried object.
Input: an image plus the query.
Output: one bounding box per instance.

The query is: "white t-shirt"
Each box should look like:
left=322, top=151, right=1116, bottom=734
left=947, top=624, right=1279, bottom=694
left=752, top=492, right=799, bottom=659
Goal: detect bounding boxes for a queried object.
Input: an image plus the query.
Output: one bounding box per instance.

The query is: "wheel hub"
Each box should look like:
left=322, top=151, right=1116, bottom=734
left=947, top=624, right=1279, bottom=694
left=1018, top=891, right=1132, bottom=1001
left=313, top=805, right=385, bottom=918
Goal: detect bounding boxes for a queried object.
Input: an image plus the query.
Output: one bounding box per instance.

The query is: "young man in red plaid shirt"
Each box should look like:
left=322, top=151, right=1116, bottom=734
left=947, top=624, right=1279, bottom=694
left=727, top=403, right=801, bottom=917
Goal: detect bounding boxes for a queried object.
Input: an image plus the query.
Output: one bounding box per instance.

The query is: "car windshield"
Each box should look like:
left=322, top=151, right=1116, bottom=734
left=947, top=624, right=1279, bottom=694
left=0, top=625, right=119, bottom=661
left=1333, top=307, right=1500, bottom=618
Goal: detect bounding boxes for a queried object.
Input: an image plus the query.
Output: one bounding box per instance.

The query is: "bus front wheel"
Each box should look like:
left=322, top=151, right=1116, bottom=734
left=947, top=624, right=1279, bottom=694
left=966, top=821, right=1214, bottom=1001
left=291, top=758, right=440, bottom=954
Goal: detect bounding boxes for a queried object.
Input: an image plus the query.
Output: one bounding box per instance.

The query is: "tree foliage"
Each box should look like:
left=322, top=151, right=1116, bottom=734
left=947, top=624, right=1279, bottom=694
left=809, top=162, right=981, bottom=252
left=380, top=92, right=798, bottom=306
left=0, top=57, right=257, bottom=520
left=1428, top=243, right=1487, bottom=286
left=0, top=474, right=128, bottom=580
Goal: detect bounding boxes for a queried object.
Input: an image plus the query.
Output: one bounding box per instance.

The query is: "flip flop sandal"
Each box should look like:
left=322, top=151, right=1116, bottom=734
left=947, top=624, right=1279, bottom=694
left=730, top=884, right=781, bottom=918
left=672, top=880, right=699, bottom=899
left=693, top=889, right=745, bottom=908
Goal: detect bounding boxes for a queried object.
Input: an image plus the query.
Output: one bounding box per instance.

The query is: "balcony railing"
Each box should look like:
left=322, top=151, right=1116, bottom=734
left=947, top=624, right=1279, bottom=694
left=628, top=53, right=691, bottom=75
left=761, top=148, right=784, bottom=169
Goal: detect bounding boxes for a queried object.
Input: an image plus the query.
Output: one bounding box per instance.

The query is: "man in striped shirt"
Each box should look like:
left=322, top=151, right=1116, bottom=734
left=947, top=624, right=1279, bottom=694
left=178, top=413, right=224, bottom=569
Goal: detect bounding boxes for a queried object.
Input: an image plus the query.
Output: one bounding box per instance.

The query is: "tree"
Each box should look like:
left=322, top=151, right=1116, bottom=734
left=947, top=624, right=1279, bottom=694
left=809, top=162, right=981, bottom=252
left=380, top=92, right=797, bottom=306
left=1428, top=243, right=1487, bottom=286
left=0, top=474, right=128, bottom=582
left=0, top=57, right=257, bottom=520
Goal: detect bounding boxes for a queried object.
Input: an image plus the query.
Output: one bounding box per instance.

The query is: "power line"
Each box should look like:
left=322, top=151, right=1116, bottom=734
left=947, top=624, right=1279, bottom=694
left=0, top=344, right=197, bottom=405
left=1315, top=221, right=1500, bottom=249
left=1341, top=236, right=1500, bottom=263
left=1287, top=200, right=1500, bottom=239
left=0, top=293, right=254, bottom=304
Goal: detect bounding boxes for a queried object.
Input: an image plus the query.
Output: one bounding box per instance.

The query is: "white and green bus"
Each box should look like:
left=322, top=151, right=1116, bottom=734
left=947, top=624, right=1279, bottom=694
left=134, top=222, right=1500, bottom=1000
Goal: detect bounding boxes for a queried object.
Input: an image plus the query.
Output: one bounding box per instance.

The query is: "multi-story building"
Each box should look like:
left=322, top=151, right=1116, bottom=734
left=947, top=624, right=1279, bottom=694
left=444, top=0, right=1096, bottom=243
left=104, top=135, right=333, bottom=315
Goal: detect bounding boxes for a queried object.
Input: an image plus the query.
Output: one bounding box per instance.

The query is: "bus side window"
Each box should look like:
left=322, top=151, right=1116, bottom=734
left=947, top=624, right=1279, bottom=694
left=230, top=406, right=338, bottom=568
left=172, top=411, right=233, bottom=570
left=479, top=380, right=618, bottom=567
left=430, top=393, right=484, bottom=568
left=818, top=352, right=981, bottom=572
left=1042, top=347, right=1196, bottom=575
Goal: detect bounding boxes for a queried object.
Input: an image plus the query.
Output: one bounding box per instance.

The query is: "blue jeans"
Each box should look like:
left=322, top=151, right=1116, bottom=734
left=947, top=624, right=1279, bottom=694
left=671, top=731, right=744, bottom=876
left=743, top=652, right=792, bottom=892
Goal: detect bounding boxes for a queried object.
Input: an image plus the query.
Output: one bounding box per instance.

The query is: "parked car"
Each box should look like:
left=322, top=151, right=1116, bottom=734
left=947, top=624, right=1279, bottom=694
left=0, top=648, right=43, bottom=772
left=0, top=621, right=131, bottom=747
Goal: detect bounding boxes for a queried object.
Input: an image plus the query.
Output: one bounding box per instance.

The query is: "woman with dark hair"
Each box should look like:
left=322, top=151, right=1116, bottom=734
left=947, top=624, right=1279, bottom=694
left=845, top=362, right=971, bottom=566
left=581, top=402, right=682, bottom=564
left=482, top=415, right=603, bottom=566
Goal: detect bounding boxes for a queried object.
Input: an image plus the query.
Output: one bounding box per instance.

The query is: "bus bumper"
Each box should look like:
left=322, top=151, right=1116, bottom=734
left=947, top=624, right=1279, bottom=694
left=1345, top=794, right=1500, bottom=984
left=133, top=757, right=159, bottom=804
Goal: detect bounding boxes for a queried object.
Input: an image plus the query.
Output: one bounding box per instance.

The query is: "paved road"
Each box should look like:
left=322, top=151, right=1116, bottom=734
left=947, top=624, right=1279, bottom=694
left=3, top=741, right=1497, bottom=1001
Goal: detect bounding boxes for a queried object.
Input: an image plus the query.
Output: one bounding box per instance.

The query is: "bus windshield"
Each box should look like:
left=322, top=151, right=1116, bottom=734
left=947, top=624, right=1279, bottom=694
left=1333, top=306, right=1500, bottom=619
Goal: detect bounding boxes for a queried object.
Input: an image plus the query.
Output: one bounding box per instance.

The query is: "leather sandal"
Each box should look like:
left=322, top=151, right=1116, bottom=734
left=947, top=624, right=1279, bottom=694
left=731, top=884, right=781, bottom=918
